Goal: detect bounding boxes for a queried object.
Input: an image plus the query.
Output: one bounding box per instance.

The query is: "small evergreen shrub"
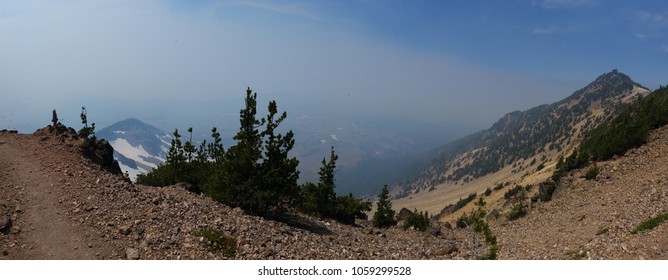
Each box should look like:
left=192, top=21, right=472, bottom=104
left=596, top=227, right=609, bottom=235
left=78, top=106, right=97, bottom=150
left=484, top=188, right=492, bottom=196
left=333, top=194, right=372, bottom=225
left=402, top=209, right=430, bottom=231
left=630, top=213, right=668, bottom=234
left=78, top=106, right=96, bottom=140
left=473, top=198, right=497, bottom=260
left=453, top=198, right=497, bottom=259
left=566, top=250, right=587, bottom=260
left=507, top=201, right=527, bottom=221
left=584, top=164, right=599, bottom=180
left=504, top=185, right=524, bottom=200
left=551, top=149, right=590, bottom=182
left=193, top=227, right=237, bottom=257
left=456, top=213, right=474, bottom=228
left=539, top=181, right=557, bottom=202
left=452, top=193, right=477, bottom=212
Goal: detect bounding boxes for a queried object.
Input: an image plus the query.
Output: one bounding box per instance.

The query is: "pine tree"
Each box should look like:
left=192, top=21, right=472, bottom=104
left=298, top=182, right=320, bottom=216
left=78, top=106, right=96, bottom=140
left=316, top=147, right=339, bottom=215
left=217, top=87, right=266, bottom=213
left=373, top=185, right=397, bottom=228
left=196, top=140, right=208, bottom=163
left=208, top=127, right=225, bottom=163
left=298, top=146, right=370, bottom=224
left=184, top=127, right=196, bottom=163
left=319, top=147, right=337, bottom=189
left=552, top=155, right=566, bottom=181
left=142, top=87, right=304, bottom=216
left=298, top=147, right=338, bottom=216
left=166, top=129, right=185, bottom=183
left=260, top=100, right=300, bottom=214
left=334, top=193, right=371, bottom=225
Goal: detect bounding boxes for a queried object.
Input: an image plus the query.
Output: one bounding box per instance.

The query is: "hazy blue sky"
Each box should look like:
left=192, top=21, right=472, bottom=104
left=2, top=0, right=667, bottom=132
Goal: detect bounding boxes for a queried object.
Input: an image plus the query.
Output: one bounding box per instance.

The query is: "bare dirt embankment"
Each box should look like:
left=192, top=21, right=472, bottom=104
left=0, top=129, right=484, bottom=260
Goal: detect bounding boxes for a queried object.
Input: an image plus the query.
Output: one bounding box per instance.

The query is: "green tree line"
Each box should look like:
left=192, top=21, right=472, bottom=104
left=543, top=85, right=668, bottom=201
left=137, top=88, right=371, bottom=224
left=580, top=85, right=668, bottom=161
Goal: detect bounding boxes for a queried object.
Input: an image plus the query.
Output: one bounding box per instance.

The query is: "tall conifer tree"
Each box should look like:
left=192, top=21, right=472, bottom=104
left=373, top=185, right=397, bottom=228
left=260, top=100, right=300, bottom=214
left=219, top=87, right=265, bottom=212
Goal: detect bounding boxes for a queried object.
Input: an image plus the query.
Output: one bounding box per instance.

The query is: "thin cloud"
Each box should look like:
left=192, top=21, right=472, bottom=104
left=531, top=20, right=608, bottom=35
left=532, top=24, right=559, bottom=35
left=631, top=10, right=668, bottom=39
left=634, top=10, right=665, bottom=24
left=230, top=1, right=324, bottom=21
left=538, top=0, right=598, bottom=9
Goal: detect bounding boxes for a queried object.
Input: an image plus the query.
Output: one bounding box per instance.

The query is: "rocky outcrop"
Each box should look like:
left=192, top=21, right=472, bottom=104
left=33, top=120, right=122, bottom=176
left=396, top=208, right=413, bottom=222
left=80, top=139, right=122, bottom=175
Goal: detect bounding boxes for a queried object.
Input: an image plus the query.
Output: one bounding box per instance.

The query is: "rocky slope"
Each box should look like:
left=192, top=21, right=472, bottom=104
left=494, top=125, right=668, bottom=259
left=0, top=128, right=485, bottom=260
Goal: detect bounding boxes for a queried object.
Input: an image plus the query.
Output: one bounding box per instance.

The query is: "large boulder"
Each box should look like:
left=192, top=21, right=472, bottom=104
left=396, top=208, right=413, bottom=222
left=81, top=139, right=122, bottom=175
left=427, top=224, right=443, bottom=237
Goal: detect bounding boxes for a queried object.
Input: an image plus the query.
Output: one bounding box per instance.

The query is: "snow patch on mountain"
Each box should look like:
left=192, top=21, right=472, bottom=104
left=110, top=138, right=164, bottom=167
left=97, top=118, right=171, bottom=182
left=157, top=135, right=171, bottom=153
left=109, top=138, right=166, bottom=181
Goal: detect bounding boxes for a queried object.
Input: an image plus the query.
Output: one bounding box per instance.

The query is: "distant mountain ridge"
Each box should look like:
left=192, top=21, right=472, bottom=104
left=396, top=70, right=649, bottom=198
left=97, top=118, right=171, bottom=181
left=96, top=114, right=454, bottom=190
